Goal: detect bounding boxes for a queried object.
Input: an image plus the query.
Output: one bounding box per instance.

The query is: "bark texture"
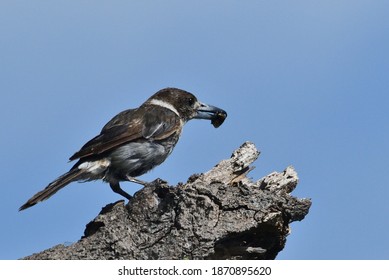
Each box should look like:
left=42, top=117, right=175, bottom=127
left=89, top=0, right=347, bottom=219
left=24, top=142, right=311, bottom=260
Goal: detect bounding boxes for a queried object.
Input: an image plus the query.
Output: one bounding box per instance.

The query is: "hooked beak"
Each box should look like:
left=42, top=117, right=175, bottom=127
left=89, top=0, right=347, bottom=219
left=194, top=103, right=227, bottom=128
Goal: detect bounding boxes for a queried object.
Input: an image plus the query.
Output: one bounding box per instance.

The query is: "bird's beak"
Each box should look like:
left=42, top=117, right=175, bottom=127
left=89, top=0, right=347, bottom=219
left=194, top=102, right=227, bottom=128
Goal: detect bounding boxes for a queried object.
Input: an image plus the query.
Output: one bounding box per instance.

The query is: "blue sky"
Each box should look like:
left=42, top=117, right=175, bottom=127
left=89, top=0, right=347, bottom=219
left=1, top=1, right=388, bottom=259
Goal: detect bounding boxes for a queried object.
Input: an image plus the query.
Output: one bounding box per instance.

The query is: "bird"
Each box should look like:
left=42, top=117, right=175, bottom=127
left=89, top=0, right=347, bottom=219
left=19, top=87, right=227, bottom=211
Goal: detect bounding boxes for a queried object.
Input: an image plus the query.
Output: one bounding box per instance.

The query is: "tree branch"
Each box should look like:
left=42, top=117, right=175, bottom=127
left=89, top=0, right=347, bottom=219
left=24, top=142, right=311, bottom=260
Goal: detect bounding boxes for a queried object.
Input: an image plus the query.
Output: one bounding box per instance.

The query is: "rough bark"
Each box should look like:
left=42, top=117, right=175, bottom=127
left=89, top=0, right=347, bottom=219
left=24, top=142, right=311, bottom=260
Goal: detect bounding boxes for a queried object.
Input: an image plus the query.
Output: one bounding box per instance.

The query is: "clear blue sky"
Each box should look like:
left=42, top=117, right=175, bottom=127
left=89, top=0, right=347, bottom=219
left=1, top=1, right=388, bottom=260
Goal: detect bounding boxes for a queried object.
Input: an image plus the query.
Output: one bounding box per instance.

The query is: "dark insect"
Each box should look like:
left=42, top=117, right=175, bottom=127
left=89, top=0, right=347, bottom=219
left=211, top=111, right=227, bottom=128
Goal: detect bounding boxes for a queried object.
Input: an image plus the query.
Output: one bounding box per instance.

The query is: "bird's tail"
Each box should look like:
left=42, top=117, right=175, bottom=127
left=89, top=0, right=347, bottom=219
left=19, top=168, right=86, bottom=211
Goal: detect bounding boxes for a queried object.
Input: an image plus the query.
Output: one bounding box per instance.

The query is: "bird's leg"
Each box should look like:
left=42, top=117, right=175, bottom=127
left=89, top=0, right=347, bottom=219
left=109, top=182, right=132, bottom=200
left=125, top=175, right=148, bottom=186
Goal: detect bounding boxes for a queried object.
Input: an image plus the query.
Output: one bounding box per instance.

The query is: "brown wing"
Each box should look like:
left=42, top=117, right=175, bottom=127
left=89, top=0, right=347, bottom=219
left=69, top=105, right=181, bottom=161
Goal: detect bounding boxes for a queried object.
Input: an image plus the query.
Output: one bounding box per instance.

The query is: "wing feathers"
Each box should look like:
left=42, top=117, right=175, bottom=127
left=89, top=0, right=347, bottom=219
left=69, top=105, right=181, bottom=161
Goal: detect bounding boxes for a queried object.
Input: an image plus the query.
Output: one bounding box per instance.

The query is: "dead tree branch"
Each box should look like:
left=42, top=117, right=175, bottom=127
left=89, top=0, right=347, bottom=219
left=24, top=142, right=311, bottom=260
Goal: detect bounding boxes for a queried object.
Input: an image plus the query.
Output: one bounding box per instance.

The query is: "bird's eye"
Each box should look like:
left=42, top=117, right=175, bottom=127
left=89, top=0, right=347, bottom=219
left=188, top=97, right=195, bottom=106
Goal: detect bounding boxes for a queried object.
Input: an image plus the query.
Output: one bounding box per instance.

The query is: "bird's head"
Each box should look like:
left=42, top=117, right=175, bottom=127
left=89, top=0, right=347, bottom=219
left=146, top=87, right=227, bottom=127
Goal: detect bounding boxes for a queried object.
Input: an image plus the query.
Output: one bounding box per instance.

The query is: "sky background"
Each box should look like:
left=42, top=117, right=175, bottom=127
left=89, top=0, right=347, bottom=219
left=1, top=1, right=388, bottom=260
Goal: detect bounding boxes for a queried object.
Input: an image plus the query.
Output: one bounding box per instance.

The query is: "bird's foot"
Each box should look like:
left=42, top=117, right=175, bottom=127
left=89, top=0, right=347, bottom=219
left=126, top=176, right=168, bottom=187
left=125, top=176, right=148, bottom=186
left=109, top=182, right=133, bottom=201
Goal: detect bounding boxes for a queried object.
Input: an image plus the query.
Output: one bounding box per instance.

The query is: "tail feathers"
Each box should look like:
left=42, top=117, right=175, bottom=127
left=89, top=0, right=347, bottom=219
left=19, top=168, right=85, bottom=211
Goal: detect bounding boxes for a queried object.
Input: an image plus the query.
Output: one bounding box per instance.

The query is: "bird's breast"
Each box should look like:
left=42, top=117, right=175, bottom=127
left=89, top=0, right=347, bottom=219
left=107, top=135, right=180, bottom=179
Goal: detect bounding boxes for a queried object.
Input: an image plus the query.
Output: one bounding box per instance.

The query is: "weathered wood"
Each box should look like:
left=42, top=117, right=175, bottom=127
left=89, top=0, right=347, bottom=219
left=24, top=142, right=311, bottom=260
